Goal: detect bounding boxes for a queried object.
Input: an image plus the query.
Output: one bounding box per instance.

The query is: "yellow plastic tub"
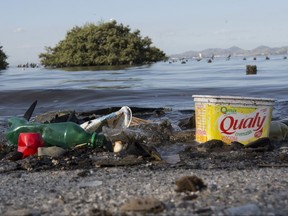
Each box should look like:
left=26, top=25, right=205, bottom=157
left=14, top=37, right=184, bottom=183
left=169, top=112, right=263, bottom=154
left=193, top=95, right=275, bottom=144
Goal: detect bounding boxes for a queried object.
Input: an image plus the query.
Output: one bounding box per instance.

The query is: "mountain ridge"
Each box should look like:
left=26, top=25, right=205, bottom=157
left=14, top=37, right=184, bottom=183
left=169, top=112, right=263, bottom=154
left=170, top=45, right=288, bottom=58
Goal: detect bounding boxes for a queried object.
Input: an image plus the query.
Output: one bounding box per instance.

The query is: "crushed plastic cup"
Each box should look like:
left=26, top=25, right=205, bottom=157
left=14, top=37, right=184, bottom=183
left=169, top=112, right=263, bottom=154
left=18, top=132, right=44, bottom=158
left=80, top=106, right=132, bottom=133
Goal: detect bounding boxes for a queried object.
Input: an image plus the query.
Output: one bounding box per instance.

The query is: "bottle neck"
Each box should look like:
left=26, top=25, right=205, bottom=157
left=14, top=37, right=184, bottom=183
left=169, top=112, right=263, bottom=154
left=89, top=132, right=106, bottom=148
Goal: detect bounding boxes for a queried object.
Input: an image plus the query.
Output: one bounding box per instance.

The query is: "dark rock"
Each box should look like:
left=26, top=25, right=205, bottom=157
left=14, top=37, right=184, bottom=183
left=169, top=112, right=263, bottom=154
left=5, top=151, right=23, bottom=161
left=34, top=110, right=80, bottom=124
left=245, top=137, right=274, bottom=151
left=194, top=207, right=213, bottom=215
left=3, top=208, right=41, bottom=216
left=203, top=139, right=224, bottom=149
left=279, top=153, right=288, bottom=162
left=120, top=197, right=164, bottom=214
left=178, top=114, right=196, bottom=129
left=246, top=65, right=257, bottom=75
left=170, top=130, right=195, bottom=142
left=198, top=139, right=224, bottom=152
left=88, top=208, right=112, bottom=216
left=175, top=175, right=206, bottom=192
left=230, top=141, right=245, bottom=150
left=182, top=194, right=198, bottom=200
left=77, top=170, right=92, bottom=177
left=0, top=161, right=19, bottom=173
left=120, top=142, right=149, bottom=157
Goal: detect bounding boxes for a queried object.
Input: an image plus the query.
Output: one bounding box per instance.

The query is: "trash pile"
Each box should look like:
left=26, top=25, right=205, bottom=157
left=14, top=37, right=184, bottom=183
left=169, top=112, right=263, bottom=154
left=1, top=101, right=191, bottom=169
left=1, top=98, right=288, bottom=216
left=3, top=101, right=166, bottom=160
left=0, top=99, right=288, bottom=172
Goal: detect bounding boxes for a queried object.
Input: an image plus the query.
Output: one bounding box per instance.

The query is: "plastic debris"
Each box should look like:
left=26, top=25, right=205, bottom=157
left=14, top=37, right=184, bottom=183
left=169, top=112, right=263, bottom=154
left=17, top=132, right=44, bottom=158
left=161, top=154, right=180, bottom=164
left=269, top=121, right=288, bottom=141
left=5, top=116, right=110, bottom=149
left=113, top=141, right=123, bottom=153
left=80, top=106, right=132, bottom=133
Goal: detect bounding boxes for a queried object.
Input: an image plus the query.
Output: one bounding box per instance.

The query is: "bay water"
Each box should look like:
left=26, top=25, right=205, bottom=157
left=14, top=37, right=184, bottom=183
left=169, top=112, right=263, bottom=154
left=0, top=56, right=288, bottom=122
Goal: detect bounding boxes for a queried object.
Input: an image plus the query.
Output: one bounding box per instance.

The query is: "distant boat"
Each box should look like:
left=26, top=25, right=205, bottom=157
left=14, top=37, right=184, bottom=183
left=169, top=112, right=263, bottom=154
left=180, top=58, right=187, bottom=64
left=195, top=53, right=202, bottom=61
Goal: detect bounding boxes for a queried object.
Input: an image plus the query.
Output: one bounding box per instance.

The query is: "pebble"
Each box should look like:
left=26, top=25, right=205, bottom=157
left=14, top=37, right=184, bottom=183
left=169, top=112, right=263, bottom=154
left=225, top=203, right=261, bottom=216
left=38, top=146, right=66, bottom=158
left=78, top=180, right=103, bottom=188
left=120, top=197, right=164, bottom=214
left=3, top=208, right=41, bottom=216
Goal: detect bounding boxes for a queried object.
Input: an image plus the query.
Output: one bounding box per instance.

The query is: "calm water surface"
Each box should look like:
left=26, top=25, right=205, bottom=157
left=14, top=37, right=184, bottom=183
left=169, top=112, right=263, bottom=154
left=0, top=56, right=288, bottom=121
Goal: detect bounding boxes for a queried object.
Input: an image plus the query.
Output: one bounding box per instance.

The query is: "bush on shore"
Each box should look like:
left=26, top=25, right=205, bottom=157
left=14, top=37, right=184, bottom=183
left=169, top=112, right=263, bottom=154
left=39, top=20, right=167, bottom=67
left=0, top=46, right=9, bottom=70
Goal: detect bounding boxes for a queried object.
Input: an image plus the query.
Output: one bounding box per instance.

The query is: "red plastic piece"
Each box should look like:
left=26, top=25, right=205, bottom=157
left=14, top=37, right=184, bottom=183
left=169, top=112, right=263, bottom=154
left=18, top=132, right=44, bottom=158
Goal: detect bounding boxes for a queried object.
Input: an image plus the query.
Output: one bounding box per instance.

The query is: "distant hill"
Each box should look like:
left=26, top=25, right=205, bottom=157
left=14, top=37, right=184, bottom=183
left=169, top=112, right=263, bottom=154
left=170, top=46, right=288, bottom=59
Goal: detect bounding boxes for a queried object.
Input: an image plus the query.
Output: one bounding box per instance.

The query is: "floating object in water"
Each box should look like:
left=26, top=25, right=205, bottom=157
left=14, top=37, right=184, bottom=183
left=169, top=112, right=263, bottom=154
left=246, top=65, right=257, bottom=75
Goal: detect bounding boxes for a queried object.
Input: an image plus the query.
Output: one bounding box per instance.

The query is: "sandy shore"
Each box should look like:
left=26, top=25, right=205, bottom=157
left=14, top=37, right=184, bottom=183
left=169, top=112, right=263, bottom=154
left=1, top=108, right=288, bottom=215
left=1, top=148, right=288, bottom=216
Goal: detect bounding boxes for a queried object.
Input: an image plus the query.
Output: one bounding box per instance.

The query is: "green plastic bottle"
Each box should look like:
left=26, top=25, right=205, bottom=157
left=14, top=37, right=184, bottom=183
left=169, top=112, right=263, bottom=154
left=5, top=117, right=108, bottom=149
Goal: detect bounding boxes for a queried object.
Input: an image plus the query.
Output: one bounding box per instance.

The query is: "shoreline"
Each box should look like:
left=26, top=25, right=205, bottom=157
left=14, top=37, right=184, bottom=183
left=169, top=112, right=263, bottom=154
left=1, top=107, right=288, bottom=215
left=1, top=164, right=288, bottom=215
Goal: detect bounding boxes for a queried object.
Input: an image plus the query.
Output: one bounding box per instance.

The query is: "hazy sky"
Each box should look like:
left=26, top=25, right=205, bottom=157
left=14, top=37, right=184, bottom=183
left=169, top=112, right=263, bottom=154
left=1, top=0, right=287, bottom=65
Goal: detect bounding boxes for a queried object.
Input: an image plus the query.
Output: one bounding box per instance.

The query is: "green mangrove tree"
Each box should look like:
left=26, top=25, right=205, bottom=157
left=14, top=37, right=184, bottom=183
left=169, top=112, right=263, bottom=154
left=0, top=46, right=8, bottom=70
left=39, top=21, right=167, bottom=67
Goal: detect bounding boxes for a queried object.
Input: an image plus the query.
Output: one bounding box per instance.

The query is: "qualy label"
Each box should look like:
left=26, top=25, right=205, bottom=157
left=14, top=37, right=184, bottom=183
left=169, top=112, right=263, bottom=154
left=217, top=107, right=269, bottom=142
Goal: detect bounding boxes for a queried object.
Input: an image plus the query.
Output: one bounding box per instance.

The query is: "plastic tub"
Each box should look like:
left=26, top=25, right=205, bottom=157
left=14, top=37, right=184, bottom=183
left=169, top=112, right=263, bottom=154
left=193, top=95, right=275, bottom=144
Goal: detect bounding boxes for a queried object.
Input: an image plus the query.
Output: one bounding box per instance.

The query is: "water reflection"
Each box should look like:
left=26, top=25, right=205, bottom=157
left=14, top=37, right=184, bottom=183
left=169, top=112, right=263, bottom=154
left=86, top=85, right=132, bottom=89
left=62, top=65, right=135, bottom=72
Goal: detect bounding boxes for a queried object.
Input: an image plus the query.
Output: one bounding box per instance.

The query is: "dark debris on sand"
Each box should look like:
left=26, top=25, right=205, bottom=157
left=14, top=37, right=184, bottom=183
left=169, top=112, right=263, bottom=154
left=1, top=107, right=288, bottom=215
left=1, top=108, right=287, bottom=173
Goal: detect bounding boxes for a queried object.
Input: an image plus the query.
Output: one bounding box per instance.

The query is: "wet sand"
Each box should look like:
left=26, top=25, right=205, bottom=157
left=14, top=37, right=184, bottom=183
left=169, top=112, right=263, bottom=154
left=1, top=140, right=288, bottom=216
